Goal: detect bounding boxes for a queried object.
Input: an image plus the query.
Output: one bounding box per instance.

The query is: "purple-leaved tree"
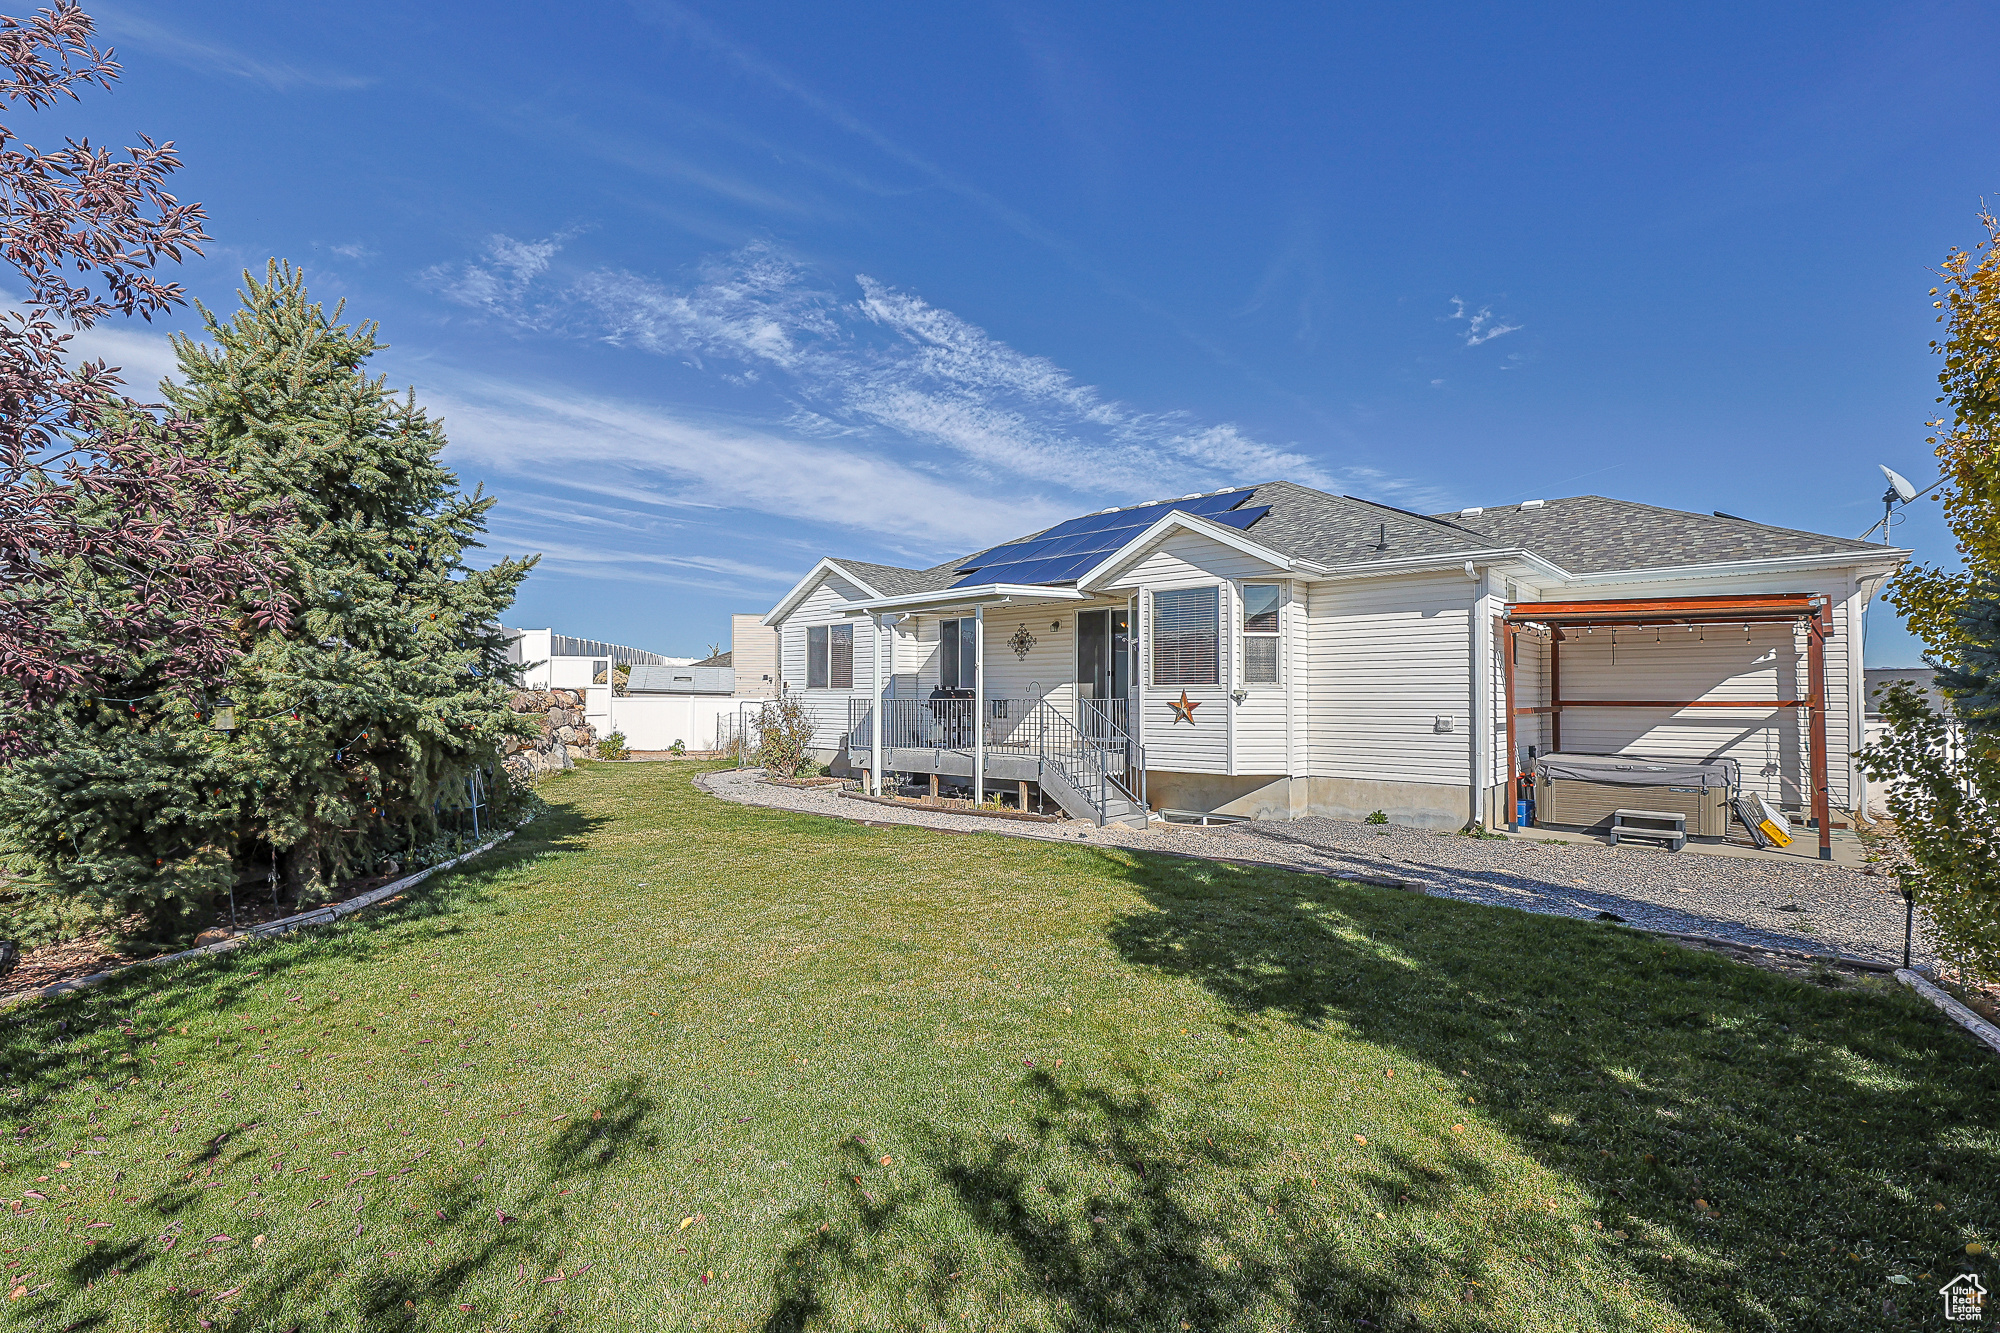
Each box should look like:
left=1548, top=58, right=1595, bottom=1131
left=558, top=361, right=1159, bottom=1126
left=0, top=2, right=288, bottom=752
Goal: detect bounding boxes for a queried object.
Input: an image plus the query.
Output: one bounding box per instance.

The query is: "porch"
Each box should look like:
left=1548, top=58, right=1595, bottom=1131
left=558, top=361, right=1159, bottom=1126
left=843, top=694, right=1146, bottom=827
left=817, top=574, right=1148, bottom=826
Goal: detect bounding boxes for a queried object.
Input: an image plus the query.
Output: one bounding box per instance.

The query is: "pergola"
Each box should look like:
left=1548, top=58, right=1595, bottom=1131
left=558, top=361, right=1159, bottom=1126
left=1497, top=593, right=1835, bottom=860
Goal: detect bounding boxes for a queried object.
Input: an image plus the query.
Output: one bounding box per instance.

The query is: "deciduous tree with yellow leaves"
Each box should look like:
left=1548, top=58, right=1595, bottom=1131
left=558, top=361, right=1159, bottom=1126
left=1861, top=207, right=2000, bottom=982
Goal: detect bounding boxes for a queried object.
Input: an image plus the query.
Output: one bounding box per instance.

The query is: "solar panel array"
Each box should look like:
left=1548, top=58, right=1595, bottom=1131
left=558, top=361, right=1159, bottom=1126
left=951, top=488, right=1269, bottom=588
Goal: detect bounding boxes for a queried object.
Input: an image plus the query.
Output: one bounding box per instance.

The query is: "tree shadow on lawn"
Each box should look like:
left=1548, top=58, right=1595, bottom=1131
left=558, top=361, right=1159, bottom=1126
left=1095, top=850, right=2000, bottom=1329
left=762, top=1068, right=1662, bottom=1333
left=24, top=1074, right=657, bottom=1331
left=0, top=797, right=605, bottom=1119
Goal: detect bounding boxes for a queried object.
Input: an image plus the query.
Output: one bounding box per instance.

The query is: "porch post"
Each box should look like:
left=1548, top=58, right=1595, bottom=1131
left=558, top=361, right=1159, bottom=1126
left=973, top=605, right=986, bottom=805
left=1500, top=617, right=1518, bottom=832
left=1807, top=605, right=1832, bottom=860
left=871, top=613, right=885, bottom=796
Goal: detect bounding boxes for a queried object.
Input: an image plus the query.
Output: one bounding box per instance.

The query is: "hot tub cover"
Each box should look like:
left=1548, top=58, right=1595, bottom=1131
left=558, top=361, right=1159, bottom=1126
left=1535, top=752, right=1740, bottom=791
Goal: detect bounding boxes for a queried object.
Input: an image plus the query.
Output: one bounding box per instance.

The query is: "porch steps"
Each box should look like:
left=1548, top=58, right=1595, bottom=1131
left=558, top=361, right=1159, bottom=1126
left=1039, top=764, right=1148, bottom=829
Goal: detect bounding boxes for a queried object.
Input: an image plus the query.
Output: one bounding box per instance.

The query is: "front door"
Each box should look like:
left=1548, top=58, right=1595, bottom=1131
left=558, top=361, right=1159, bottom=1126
left=1075, top=608, right=1130, bottom=735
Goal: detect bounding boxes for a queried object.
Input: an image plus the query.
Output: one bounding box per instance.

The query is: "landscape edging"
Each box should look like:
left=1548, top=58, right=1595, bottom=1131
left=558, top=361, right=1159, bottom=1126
left=0, top=830, right=518, bottom=1010
left=1894, top=968, right=2000, bottom=1057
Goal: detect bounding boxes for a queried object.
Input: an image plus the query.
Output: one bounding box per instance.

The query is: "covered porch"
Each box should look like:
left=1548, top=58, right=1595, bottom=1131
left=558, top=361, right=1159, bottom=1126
left=835, top=583, right=1147, bottom=827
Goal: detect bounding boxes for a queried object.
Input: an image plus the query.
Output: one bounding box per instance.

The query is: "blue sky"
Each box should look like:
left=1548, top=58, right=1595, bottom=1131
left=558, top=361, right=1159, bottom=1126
left=48, top=1, right=2000, bottom=661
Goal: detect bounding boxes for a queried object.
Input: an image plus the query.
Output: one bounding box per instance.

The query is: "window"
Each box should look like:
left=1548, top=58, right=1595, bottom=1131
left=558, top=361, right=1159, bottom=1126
left=1242, top=583, right=1281, bottom=685
left=805, top=624, right=854, bottom=689
left=1151, top=586, right=1219, bottom=685
left=807, top=626, right=827, bottom=688
left=591, top=659, right=610, bottom=685
left=938, top=618, right=978, bottom=690
left=829, top=624, right=853, bottom=689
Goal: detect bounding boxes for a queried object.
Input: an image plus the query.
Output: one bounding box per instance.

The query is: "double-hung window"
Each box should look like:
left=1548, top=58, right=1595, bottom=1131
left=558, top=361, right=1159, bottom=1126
left=1151, top=586, right=1219, bottom=685
left=938, top=618, right=978, bottom=690
left=1242, top=583, right=1282, bottom=685
left=805, top=624, right=854, bottom=689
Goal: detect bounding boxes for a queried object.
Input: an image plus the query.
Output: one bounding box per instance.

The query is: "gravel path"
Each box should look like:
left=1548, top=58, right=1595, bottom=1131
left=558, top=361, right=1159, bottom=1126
left=698, top=767, right=1931, bottom=967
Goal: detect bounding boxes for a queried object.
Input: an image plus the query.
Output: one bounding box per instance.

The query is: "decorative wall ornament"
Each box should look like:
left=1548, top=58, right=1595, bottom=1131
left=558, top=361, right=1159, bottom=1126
left=1008, top=625, right=1038, bottom=660
left=1170, top=690, right=1202, bottom=725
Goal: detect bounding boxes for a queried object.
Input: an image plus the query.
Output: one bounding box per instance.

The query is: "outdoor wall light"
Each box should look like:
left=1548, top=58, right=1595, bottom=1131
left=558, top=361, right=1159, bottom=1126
left=1050, top=620, right=1061, bottom=631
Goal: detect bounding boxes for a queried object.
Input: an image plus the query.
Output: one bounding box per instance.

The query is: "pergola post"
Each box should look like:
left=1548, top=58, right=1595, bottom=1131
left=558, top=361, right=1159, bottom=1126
left=871, top=613, right=885, bottom=796
left=973, top=605, right=986, bottom=806
left=1500, top=617, right=1518, bottom=832
left=1807, top=604, right=1832, bottom=860
left=1549, top=628, right=1563, bottom=752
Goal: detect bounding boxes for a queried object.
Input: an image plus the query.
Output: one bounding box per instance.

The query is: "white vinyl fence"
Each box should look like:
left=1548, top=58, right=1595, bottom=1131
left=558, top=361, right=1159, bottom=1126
left=583, top=689, right=745, bottom=752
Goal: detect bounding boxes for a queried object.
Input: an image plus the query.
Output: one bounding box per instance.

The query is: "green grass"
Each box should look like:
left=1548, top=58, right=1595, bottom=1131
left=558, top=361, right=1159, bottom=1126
left=2, top=762, right=1996, bottom=1331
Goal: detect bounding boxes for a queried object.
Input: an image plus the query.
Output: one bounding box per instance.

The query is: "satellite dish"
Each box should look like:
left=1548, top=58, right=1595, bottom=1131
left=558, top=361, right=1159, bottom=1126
left=1881, top=465, right=1918, bottom=503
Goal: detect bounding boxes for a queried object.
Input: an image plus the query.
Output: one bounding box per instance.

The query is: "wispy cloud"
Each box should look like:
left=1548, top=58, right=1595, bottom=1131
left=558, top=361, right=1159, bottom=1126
left=1447, top=296, right=1522, bottom=347
left=93, top=5, right=373, bottom=92
left=421, top=372, right=1057, bottom=554
left=425, top=236, right=1334, bottom=498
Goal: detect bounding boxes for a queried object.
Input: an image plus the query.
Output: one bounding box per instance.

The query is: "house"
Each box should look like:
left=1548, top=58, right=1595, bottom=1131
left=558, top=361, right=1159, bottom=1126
left=760, top=482, right=1906, bottom=853
left=502, top=628, right=691, bottom=690
left=729, top=614, right=781, bottom=699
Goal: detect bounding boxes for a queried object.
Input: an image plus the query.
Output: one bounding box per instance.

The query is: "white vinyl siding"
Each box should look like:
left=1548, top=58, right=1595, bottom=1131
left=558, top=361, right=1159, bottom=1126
left=1112, top=532, right=1293, bottom=776
left=1308, top=571, right=1475, bottom=786
left=777, top=574, right=871, bottom=749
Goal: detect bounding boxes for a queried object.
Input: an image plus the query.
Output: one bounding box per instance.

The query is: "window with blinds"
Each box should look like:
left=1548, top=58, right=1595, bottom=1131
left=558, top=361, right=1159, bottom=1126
left=1242, top=583, right=1281, bottom=685
left=829, top=623, right=853, bottom=689
left=806, top=624, right=854, bottom=689
left=1152, top=586, right=1219, bottom=685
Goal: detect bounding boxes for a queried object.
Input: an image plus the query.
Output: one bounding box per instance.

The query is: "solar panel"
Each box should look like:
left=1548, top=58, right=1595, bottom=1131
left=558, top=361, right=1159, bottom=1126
left=952, top=488, right=1268, bottom=588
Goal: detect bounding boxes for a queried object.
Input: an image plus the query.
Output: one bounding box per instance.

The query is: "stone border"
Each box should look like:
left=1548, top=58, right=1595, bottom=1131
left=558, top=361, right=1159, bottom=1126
left=837, top=789, right=1063, bottom=823
left=1895, top=969, right=2000, bottom=1057
left=0, top=830, right=518, bottom=1010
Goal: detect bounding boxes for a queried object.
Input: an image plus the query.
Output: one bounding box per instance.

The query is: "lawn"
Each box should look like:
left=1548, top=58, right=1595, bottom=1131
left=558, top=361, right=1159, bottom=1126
left=2, top=761, right=1995, bottom=1331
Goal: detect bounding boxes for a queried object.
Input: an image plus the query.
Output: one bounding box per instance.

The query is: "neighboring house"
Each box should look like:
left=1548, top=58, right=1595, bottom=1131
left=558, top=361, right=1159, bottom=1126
left=1864, top=666, right=1945, bottom=720
left=762, top=483, right=1905, bottom=849
left=502, top=628, right=690, bottom=690
left=729, top=614, right=781, bottom=698
left=627, top=664, right=736, bottom=695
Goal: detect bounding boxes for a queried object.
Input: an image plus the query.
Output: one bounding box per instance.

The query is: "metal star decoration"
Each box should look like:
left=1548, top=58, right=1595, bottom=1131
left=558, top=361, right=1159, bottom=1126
left=1169, top=690, right=1201, bottom=724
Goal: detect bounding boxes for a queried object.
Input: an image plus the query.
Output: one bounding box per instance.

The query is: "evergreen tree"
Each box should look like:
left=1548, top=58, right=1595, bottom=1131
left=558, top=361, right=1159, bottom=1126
left=165, top=264, right=537, bottom=901
left=0, top=265, right=537, bottom=943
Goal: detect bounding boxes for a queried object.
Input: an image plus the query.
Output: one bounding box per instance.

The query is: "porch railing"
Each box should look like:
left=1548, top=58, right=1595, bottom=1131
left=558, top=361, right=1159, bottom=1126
left=843, top=693, right=1143, bottom=818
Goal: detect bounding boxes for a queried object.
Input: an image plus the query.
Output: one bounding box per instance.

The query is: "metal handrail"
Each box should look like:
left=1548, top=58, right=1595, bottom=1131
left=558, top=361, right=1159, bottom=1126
left=845, top=693, right=1142, bottom=823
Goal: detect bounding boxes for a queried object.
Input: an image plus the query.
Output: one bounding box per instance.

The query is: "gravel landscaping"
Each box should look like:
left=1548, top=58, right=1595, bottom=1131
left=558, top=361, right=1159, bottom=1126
left=698, top=765, right=1933, bottom=968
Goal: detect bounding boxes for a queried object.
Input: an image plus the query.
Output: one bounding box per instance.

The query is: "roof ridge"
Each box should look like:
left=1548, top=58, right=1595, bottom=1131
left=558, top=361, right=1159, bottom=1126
left=1493, top=494, right=1883, bottom=551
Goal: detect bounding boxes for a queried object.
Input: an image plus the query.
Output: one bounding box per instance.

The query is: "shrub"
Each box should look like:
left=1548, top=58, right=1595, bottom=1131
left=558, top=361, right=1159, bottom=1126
left=1365, top=810, right=1389, bottom=825
left=669, top=739, right=686, bottom=756
left=755, top=692, right=816, bottom=779
left=596, top=731, right=629, bottom=761
left=1858, top=684, right=2000, bottom=982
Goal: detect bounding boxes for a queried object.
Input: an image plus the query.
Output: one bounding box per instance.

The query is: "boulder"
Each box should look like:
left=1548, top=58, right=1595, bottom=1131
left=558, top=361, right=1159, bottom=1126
left=556, top=725, right=577, bottom=743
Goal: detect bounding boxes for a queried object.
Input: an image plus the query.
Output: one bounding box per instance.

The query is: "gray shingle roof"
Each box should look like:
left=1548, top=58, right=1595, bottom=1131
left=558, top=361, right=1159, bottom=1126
left=810, top=483, right=1888, bottom=598
left=1436, top=495, right=1886, bottom=574
left=828, top=558, right=957, bottom=597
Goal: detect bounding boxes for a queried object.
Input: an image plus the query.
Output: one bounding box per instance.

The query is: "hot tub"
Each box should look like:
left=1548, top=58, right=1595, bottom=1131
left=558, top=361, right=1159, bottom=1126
left=1533, top=752, right=1739, bottom=838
